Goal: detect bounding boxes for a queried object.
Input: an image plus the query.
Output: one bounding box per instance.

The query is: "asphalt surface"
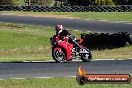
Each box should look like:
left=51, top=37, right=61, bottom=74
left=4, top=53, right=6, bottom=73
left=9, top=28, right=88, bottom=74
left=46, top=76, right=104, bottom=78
left=0, top=15, right=132, bottom=79
left=0, top=15, right=132, bottom=34
left=0, top=59, right=132, bottom=79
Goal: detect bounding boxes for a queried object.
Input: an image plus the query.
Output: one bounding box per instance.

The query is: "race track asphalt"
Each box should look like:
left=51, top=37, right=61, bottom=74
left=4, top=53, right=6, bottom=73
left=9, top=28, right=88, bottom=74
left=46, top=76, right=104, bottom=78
left=0, top=15, right=132, bottom=34
left=0, top=59, right=132, bottom=79
left=0, top=15, right=132, bottom=79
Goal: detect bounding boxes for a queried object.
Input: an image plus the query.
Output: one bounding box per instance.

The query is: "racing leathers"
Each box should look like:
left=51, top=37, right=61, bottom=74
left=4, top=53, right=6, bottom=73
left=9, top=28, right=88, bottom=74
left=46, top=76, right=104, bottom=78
left=56, top=29, right=80, bottom=48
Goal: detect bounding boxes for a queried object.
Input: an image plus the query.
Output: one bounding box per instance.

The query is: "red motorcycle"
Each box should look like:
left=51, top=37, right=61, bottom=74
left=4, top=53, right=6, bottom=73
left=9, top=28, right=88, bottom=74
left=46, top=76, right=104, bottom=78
left=50, top=35, right=92, bottom=63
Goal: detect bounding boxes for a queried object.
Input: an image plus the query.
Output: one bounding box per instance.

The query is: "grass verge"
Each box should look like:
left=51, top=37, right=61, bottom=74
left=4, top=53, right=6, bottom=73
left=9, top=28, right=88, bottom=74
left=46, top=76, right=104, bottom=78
left=0, top=22, right=132, bottom=62
left=0, top=77, right=131, bottom=88
left=0, top=22, right=82, bottom=62
left=1, top=11, right=132, bottom=22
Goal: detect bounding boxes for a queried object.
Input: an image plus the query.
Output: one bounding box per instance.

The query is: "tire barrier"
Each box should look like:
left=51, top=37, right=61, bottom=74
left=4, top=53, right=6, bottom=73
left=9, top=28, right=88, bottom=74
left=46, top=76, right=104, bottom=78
left=0, top=5, right=132, bottom=12
left=80, top=32, right=132, bottom=50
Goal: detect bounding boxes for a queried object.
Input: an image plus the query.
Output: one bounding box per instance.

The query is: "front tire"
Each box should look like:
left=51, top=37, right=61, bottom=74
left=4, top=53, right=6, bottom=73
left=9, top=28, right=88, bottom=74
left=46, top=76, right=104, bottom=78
left=52, top=47, right=66, bottom=63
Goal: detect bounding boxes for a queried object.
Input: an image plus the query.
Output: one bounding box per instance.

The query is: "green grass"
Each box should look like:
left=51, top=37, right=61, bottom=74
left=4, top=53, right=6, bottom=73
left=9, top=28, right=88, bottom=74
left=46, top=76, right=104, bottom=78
left=0, top=22, right=132, bottom=62
left=0, top=22, right=81, bottom=62
left=1, top=11, right=132, bottom=22
left=93, top=45, right=132, bottom=59
left=0, top=23, right=54, bottom=62
left=0, top=77, right=131, bottom=88
left=0, top=23, right=54, bottom=49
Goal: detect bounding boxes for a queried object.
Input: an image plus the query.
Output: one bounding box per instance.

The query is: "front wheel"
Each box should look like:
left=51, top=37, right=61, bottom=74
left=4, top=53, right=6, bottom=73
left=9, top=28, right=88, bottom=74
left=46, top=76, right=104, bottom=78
left=52, top=47, right=66, bottom=63
left=80, top=48, right=92, bottom=62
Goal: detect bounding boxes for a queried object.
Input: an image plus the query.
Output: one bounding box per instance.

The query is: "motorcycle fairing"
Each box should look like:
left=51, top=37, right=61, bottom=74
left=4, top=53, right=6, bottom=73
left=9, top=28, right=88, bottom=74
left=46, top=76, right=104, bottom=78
left=57, top=41, right=73, bottom=60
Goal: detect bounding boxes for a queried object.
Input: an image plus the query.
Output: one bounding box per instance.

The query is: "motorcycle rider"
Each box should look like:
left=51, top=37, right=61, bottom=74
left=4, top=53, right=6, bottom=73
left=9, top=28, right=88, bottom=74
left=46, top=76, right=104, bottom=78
left=55, top=25, right=81, bottom=48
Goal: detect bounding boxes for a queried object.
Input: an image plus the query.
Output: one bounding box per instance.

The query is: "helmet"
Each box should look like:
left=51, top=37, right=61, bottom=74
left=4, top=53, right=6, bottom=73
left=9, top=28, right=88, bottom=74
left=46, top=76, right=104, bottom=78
left=55, top=25, right=64, bottom=33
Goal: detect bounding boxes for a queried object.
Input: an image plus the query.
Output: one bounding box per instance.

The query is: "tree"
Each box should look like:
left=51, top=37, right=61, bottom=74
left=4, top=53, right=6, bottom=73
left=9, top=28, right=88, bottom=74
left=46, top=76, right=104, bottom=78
left=128, top=0, right=132, bottom=5
left=0, top=0, right=18, bottom=5
left=113, top=0, right=131, bottom=5
left=105, top=0, right=115, bottom=5
left=66, top=0, right=93, bottom=6
left=95, top=0, right=115, bottom=5
left=31, top=0, right=52, bottom=5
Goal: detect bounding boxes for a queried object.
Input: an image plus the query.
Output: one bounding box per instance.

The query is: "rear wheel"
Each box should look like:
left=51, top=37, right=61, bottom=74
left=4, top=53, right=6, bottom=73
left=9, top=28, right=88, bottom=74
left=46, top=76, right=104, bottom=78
left=80, top=48, right=92, bottom=62
left=52, top=47, right=66, bottom=63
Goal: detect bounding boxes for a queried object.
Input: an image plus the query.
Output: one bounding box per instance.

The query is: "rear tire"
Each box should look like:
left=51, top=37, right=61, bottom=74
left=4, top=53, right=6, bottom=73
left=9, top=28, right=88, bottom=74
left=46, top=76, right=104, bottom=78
left=52, top=47, right=66, bottom=63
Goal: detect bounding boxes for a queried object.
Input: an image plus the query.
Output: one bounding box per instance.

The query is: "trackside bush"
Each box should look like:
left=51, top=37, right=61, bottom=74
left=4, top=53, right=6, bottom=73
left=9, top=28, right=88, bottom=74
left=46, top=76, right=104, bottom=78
left=80, top=32, right=132, bottom=50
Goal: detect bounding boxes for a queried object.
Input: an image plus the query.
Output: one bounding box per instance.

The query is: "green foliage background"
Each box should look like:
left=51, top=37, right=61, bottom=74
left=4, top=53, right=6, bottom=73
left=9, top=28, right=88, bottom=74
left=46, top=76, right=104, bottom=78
left=95, top=0, right=115, bottom=5
left=0, top=0, right=131, bottom=5
left=0, top=0, right=52, bottom=5
left=0, top=0, right=19, bottom=5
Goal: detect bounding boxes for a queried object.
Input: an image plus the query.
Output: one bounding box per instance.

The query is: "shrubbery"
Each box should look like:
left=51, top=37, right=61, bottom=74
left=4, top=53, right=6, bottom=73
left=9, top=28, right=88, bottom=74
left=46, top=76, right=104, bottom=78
left=0, top=0, right=18, bottom=5
left=0, top=0, right=52, bottom=5
left=80, top=32, right=132, bottom=50
left=95, top=0, right=115, bottom=5
left=31, top=0, right=52, bottom=5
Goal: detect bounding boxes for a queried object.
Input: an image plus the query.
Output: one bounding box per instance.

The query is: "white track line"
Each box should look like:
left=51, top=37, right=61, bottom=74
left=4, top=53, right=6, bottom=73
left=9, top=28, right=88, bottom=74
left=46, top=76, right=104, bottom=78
left=94, top=58, right=132, bottom=60
left=23, top=60, right=54, bottom=63
left=11, top=78, right=26, bottom=80
left=1, top=74, right=132, bottom=80
left=47, top=59, right=132, bottom=62
left=68, top=76, right=76, bottom=78
left=0, top=76, right=76, bottom=80
left=99, top=20, right=109, bottom=22
left=35, top=77, right=52, bottom=79
left=85, top=19, right=132, bottom=24
left=85, top=19, right=90, bottom=20
left=23, top=58, right=132, bottom=63
left=125, top=23, right=132, bottom=24
left=115, top=21, right=129, bottom=23
left=74, top=30, right=79, bottom=31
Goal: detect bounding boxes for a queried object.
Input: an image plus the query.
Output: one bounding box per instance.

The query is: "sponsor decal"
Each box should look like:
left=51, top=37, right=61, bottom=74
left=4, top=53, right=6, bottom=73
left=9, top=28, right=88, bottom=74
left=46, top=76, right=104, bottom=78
left=76, top=66, right=131, bottom=85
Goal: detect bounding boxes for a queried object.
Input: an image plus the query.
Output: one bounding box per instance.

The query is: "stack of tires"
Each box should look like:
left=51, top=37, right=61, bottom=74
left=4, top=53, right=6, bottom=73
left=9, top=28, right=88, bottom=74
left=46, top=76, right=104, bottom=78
left=0, top=6, right=132, bottom=12
left=81, top=32, right=132, bottom=49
